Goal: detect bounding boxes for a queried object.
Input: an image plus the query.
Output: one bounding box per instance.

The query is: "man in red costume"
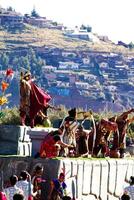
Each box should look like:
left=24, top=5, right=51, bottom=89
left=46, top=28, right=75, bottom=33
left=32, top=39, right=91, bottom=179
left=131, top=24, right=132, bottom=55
left=20, top=71, right=51, bottom=127
left=112, top=109, right=134, bottom=158
left=88, top=118, right=117, bottom=157
left=40, top=132, right=73, bottom=158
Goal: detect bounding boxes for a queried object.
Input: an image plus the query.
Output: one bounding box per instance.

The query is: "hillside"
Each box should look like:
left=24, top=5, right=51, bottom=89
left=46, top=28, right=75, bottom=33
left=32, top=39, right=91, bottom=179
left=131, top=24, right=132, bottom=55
left=0, top=23, right=134, bottom=113
left=0, top=24, right=134, bottom=54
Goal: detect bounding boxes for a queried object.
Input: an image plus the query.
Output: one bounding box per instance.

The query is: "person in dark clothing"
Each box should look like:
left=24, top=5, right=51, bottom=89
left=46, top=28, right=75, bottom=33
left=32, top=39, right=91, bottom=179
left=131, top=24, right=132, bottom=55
left=76, top=125, right=88, bottom=156
left=48, top=173, right=67, bottom=200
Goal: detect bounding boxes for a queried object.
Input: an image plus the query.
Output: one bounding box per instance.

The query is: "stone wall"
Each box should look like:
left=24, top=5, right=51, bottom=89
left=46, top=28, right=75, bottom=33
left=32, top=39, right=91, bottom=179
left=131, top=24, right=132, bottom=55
left=0, top=157, right=134, bottom=200
left=0, top=125, right=31, bottom=156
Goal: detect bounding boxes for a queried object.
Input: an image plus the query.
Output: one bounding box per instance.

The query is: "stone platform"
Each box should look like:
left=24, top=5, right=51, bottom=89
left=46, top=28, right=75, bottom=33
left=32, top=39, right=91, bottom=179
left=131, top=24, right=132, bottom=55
left=0, top=125, right=32, bottom=156
left=0, top=125, right=134, bottom=199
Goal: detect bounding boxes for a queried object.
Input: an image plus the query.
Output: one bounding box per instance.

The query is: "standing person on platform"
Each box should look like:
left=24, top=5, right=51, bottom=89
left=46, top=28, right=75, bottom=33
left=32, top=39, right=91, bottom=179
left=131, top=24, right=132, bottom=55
left=76, top=125, right=89, bottom=157
left=20, top=71, right=51, bottom=128
left=48, top=173, right=67, bottom=200
left=4, top=175, right=23, bottom=200
left=88, top=118, right=117, bottom=157
left=115, top=109, right=134, bottom=158
left=20, top=71, right=31, bottom=126
left=60, top=108, right=79, bottom=156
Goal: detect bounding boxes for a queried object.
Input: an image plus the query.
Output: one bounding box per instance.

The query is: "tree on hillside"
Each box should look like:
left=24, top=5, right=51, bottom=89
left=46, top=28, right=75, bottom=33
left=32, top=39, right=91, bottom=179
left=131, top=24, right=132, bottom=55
left=7, top=6, right=14, bottom=12
left=0, top=53, right=9, bottom=69
left=128, top=42, right=134, bottom=49
left=31, top=8, right=40, bottom=18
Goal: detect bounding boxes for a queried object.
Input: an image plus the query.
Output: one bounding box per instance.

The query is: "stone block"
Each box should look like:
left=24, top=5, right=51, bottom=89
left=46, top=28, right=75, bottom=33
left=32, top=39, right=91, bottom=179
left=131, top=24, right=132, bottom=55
left=114, top=159, right=128, bottom=197
left=99, top=160, right=109, bottom=200
left=76, top=160, right=84, bottom=199
left=0, top=125, right=31, bottom=156
left=82, top=195, right=96, bottom=200
left=107, top=159, right=117, bottom=194
left=125, top=159, right=134, bottom=182
left=27, top=127, right=57, bottom=156
left=90, top=160, right=101, bottom=198
left=82, top=160, right=92, bottom=195
left=0, top=125, right=31, bottom=142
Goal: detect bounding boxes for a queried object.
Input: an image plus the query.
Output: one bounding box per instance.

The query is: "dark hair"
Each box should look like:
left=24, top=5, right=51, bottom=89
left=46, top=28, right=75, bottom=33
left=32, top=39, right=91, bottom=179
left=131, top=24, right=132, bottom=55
left=59, top=173, right=65, bottom=178
left=10, top=175, right=18, bottom=186
left=13, top=194, right=24, bottom=200
left=68, top=108, right=76, bottom=118
left=121, top=193, right=130, bottom=200
left=62, top=196, right=71, bottom=200
left=130, top=176, right=134, bottom=185
left=19, top=171, right=28, bottom=180
left=35, top=165, right=43, bottom=172
left=53, top=135, right=61, bottom=142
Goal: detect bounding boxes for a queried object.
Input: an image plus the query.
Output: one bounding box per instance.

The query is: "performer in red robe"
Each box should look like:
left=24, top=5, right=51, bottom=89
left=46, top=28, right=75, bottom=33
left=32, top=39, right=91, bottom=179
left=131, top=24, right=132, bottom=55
left=20, top=71, right=51, bottom=127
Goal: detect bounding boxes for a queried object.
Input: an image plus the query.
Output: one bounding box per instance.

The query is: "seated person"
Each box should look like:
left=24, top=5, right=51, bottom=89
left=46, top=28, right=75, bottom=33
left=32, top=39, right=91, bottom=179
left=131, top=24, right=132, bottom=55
left=40, top=134, right=73, bottom=158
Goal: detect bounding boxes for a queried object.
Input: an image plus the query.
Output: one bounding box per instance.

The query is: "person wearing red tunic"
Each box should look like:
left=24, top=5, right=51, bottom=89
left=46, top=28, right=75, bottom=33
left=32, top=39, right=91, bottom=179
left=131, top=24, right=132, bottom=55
left=112, top=109, right=134, bottom=158
left=40, top=134, right=73, bottom=158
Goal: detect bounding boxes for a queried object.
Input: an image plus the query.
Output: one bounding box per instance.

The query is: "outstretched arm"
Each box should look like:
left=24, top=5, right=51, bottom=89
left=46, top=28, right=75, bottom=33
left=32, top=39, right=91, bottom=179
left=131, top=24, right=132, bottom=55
left=47, top=104, right=61, bottom=111
left=118, top=108, right=134, bottom=119
left=57, top=140, right=74, bottom=148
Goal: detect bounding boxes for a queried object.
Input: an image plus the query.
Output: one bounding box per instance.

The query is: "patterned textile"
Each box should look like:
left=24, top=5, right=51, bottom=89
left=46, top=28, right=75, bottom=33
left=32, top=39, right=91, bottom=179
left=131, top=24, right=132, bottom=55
left=40, top=136, right=59, bottom=158
left=124, top=185, right=134, bottom=200
left=16, top=180, right=33, bottom=200
left=4, top=185, right=23, bottom=200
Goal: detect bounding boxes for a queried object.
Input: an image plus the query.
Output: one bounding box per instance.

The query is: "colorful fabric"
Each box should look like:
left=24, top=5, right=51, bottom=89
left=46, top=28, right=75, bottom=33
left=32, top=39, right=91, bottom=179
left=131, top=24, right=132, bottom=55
left=16, top=180, right=33, bottom=200
left=4, top=185, right=23, bottom=200
left=1, top=81, right=9, bottom=92
left=124, top=185, right=134, bottom=200
left=40, top=136, right=58, bottom=158
left=0, top=192, right=7, bottom=200
left=29, top=82, right=51, bottom=121
left=6, top=69, right=14, bottom=77
left=52, top=179, right=67, bottom=198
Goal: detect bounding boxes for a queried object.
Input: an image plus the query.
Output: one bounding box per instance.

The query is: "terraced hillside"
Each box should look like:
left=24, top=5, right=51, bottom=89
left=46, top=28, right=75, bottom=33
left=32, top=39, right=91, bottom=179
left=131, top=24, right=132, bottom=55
left=0, top=24, right=133, bottom=54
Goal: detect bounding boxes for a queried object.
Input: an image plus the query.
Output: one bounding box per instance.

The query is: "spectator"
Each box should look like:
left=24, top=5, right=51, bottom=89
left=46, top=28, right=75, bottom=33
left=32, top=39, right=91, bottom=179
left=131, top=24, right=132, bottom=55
left=48, top=173, right=67, bottom=200
left=13, top=193, right=24, bottom=200
left=121, top=192, right=130, bottom=200
left=31, top=165, right=44, bottom=199
left=16, top=171, right=36, bottom=200
left=4, top=175, right=23, bottom=200
left=123, top=176, right=134, bottom=200
left=0, top=191, right=7, bottom=200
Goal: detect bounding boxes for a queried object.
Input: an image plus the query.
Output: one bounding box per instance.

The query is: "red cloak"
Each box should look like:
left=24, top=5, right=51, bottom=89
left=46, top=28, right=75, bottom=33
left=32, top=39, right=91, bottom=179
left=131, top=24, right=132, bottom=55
left=29, top=82, right=51, bottom=120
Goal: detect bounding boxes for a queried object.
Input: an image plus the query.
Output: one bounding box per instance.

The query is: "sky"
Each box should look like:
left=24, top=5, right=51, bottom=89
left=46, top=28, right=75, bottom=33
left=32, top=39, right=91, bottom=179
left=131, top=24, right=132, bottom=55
left=0, top=0, right=134, bottom=43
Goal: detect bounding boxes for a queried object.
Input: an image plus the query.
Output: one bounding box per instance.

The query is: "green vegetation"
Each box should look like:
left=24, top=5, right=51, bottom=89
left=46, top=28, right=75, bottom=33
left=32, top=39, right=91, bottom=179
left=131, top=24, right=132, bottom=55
left=0, top=106, right=134, bottom=139
left=0, top=48, right=45, bottom=76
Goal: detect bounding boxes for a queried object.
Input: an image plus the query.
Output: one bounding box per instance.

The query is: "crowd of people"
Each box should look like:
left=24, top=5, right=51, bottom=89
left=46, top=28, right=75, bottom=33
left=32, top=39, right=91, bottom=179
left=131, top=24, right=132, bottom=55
left=39, top=107, right=134, bottom=159
left=0, top=165, right=73, bottom=200
left=0, top=164, right=134, bottom=200
left=20, top=71, right=134, bottom=159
